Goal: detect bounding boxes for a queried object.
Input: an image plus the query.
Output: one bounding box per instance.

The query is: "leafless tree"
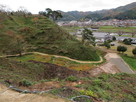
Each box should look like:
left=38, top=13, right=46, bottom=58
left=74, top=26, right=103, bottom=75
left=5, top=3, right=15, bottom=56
left=117, top=30, right=124, bottom=36
left=0, top=4, right=12, bottom=14
left=15, top=6, right=31, bottom=16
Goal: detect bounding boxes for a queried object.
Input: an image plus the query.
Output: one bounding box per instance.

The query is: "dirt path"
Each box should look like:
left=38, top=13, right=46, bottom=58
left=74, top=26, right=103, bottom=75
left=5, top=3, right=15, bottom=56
left=0, top=52, right=103, bottom=64
left=90, top=53, right=135, bottom=76
left=0, top=84, right=70, bottom=102
left=32, top=52, right=103, bottom=64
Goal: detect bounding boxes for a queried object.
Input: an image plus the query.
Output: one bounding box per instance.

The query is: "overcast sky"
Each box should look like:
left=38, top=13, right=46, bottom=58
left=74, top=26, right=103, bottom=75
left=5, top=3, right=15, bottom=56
left=0, top=0, right=136, bottom=14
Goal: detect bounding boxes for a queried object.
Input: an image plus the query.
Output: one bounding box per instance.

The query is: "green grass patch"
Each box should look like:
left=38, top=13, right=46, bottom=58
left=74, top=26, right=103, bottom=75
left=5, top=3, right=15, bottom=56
left=98, top=26, right=136, bottom=33
left=62, top=26, right=82, bottom=32
left=121, top=55, right=136, bottom=70
left=115, top=34, right=136, bottom=38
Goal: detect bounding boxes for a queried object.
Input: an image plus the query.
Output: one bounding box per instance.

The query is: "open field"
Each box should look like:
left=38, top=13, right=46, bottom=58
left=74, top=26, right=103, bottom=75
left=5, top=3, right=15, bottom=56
left=61, top=26, right=82, bottom=32
left=115, top=35, right=136, bottom=38
left=62, top=26, right=136, bottom=34
left=98, top=26, right=136, bottom=33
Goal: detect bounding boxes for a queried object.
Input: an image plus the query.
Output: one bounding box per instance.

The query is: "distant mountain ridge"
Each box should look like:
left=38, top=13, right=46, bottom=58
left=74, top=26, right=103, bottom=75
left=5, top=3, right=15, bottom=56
left=60, top=11, right=91, bottom=21
left=59, top=2, right=136, bottom=21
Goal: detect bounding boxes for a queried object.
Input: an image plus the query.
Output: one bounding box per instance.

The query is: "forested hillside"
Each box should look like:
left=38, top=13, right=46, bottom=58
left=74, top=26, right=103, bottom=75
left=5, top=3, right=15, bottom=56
left=59, top=2, right=136, bottom=21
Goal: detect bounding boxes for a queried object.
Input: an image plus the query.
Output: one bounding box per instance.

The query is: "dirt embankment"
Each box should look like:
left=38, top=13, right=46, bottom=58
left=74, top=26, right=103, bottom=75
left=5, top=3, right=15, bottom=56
left=0, top=84, right=70, bottom=102
left=28, top=60, right=90, bottom=80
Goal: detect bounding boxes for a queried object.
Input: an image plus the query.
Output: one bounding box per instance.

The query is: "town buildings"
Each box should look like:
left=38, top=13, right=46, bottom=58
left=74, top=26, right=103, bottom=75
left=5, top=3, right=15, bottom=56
left=57, top=19, right=136, bottom=27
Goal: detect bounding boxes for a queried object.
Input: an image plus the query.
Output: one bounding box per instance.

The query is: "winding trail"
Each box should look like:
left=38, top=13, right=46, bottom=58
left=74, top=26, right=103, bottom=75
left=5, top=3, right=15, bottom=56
left=0, top=52, right=134, bottom=74
left=0, top=52, right=103, bottom=64
left=32, top=52, right=103, bottom=64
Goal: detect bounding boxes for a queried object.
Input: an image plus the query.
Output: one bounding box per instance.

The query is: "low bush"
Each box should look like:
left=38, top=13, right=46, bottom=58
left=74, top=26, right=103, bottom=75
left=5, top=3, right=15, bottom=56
left=132, top=48, right=136, bottom=56
left=19, top=79, right=33, bottom=87
left=117, top=46, right=127, bottom=53
left=104, top=41, right=110, bottom=49
left=92, top=79, right=102, bottom=86
left=112, top=36, right=116, bottom=41
left=123, top=38, right=132, bottom=45
left=65, top=76, right=78, bottom=82
left=79, top=90, right=97, bottom=98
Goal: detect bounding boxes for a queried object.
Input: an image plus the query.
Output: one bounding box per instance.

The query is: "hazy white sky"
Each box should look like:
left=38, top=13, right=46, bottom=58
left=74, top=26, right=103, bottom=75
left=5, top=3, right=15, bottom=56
left=0, top=0, right=136, bottom=14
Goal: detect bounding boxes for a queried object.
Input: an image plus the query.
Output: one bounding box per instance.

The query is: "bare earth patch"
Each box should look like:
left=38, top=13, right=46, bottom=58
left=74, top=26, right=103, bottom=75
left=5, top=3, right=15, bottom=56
left=0, top=84, right=70, bottom=102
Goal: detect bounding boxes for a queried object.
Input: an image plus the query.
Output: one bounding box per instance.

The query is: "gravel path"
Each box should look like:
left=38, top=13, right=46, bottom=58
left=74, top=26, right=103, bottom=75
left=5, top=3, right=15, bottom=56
left=105, top=53, right=135, bottom=74
left=90, top=53, right=135, bottom=76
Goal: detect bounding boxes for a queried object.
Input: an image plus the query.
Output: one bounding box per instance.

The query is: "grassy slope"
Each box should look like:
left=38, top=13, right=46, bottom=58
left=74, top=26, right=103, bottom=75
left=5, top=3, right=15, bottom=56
left=0, top=13, right=99, bottom=61
left=0, top=57, right=135, bottom=102
left=11, top=54, right=96, bottom=71
left=0, top=57, right=44, bottom=83
left=121, top=55, right=136, bottom=70
left=0, top=57, right=82, bottom=84
left=50, top=73, right=136, bottom=102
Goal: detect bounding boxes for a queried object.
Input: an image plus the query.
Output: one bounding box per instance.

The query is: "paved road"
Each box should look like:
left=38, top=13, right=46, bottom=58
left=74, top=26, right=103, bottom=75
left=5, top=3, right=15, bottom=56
left=106, top=53, right=135, bottom=74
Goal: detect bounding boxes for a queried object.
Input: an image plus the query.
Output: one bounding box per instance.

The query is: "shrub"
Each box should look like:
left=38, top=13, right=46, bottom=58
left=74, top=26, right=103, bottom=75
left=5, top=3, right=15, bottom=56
left=92, top=79, right=102, bottom=86
left=123, top=39, right=132, bottom=45
left=65, top=76, right=78, bottom=82
left=74, top=84, right=82, bottom=88
left=117, top=46, right=127, bottom=53
left=112, top=36, right=116, bottom=41
left=19, top=79, right=32, bottom=87
left=79, top=90, right=97, bottom=98
left=104, top=41, right=110, bottom=49
left=98, top=74, right=109, bottom=81
left=95, top=88, right=111, bottom=100
left=132, top=48, right=136, bottom=56
left=101, top=82, right=113, bottom=90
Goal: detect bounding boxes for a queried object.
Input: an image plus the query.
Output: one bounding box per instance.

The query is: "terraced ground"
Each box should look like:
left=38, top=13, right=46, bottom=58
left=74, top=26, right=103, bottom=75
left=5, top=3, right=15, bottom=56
left=0, top=13, right=100, bottom=61
left=10, top=52, right=103, bottom=71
